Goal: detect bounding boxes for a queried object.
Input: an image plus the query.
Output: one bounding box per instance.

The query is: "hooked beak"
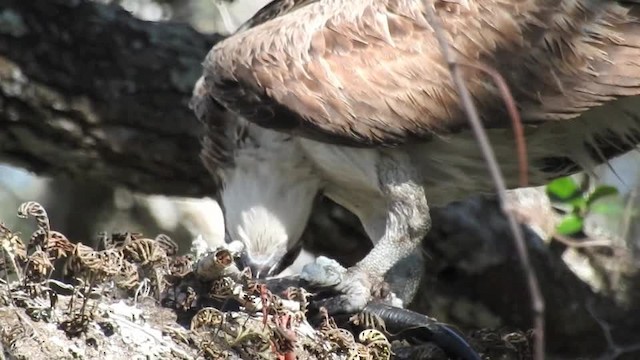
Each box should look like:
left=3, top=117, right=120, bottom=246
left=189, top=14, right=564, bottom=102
left=240, top=251, right=282, bottom=279
left=237, top=243, right=303, bottom=280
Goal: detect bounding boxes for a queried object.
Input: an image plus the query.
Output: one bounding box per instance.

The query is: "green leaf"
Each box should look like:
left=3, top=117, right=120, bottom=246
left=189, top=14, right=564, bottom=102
left=569, top=197, right=588, bottom=214
left=586, top=185, right=619, bottom=206
left=555, top=214, right=584, bottom=236
left=546, top=177, right=581, bottom=202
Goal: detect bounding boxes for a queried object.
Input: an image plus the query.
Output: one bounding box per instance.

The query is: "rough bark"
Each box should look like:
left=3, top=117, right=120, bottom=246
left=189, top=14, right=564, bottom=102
left=0, top=0, right=223, bottom=197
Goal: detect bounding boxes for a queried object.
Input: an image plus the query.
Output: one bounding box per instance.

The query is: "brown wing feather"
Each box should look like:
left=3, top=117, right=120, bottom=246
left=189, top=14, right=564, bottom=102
left=202, top=0, right=640, bottom=147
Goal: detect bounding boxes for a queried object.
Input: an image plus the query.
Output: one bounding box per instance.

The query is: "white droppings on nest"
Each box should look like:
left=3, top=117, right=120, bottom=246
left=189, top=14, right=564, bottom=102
left=105, top=300, right=144, bottom=321
left=102, top=301, right=173, bottom=358
left=50, top=335, right=82, bottom=356
left=190, top=234, right=211, bottom=259
left=295, top=319, right=319, bottom=343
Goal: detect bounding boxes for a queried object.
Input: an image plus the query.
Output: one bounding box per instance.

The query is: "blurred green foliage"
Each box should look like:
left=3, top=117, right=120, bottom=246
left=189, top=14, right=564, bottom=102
left=546, top=176, right=620, bottom=236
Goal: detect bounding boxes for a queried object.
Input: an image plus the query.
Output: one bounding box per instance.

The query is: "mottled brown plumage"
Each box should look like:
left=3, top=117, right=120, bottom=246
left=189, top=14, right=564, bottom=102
left=202, top=0, right=640, bottom=147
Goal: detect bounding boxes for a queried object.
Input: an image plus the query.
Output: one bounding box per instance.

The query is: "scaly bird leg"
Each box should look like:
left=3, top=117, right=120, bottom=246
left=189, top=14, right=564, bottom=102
left=301, top=152, right=430, bottom=314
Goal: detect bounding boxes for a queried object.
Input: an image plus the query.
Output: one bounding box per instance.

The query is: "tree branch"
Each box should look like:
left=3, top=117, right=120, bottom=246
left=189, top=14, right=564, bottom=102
left=0, top=0, right=223, bottom=197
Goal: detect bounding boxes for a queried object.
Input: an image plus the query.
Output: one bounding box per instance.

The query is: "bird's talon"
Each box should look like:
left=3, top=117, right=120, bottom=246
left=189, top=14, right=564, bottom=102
left=311, top=294, right=369, bottom=315
left=304, top=262, right=389, bottom=314
left=300, top=256, right=346, bottom=287
left=371, top=280, right=392, bottom=299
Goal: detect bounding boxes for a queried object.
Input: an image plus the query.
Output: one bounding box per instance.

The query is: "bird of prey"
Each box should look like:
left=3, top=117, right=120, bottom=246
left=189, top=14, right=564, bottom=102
left=192, top=0, right=640, bottom=313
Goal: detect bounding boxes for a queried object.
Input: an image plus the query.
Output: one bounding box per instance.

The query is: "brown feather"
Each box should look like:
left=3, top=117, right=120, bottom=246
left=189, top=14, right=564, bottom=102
left=200, top=0, right=640, bottom=148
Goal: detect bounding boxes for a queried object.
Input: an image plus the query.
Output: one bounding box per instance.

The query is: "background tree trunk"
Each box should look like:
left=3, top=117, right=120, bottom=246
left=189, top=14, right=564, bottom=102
left=0, top=0, right=222, bottom=197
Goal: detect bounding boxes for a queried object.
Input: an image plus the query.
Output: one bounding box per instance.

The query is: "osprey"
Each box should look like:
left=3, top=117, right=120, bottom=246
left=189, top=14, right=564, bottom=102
left=192, top=0, right=640, bottom=313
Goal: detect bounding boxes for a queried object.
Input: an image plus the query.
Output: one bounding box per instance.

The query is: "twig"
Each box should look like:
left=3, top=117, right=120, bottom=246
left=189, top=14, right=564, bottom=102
left=134, top=278, right=152, bottom=304
left=456, top=61, right=529, bottom=187
left=1, top=249, right=15, bottom=307
left=78, top=275, right=97, bottom=318
left=215, top=296, right=234, bottom=338
left=422, top=2, right=545, bottom=359
left=553, top=234, right=616, bottom=249
left=619, top=186, right=637, bottom=244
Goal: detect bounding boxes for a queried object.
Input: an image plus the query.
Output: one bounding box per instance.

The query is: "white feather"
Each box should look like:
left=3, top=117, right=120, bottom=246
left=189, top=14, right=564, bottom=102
left=221, top=125, right=321, bottom=259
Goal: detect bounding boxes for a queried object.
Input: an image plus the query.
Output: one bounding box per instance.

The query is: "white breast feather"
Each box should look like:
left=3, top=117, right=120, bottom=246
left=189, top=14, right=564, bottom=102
left=221, top=125, right=321, bottom=257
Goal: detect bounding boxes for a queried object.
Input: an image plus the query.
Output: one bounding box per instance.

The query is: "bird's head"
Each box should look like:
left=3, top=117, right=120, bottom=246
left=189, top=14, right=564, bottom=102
left=193, top=76, right=320, bottom=279
left=206, top=117, right=321, bottom=279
